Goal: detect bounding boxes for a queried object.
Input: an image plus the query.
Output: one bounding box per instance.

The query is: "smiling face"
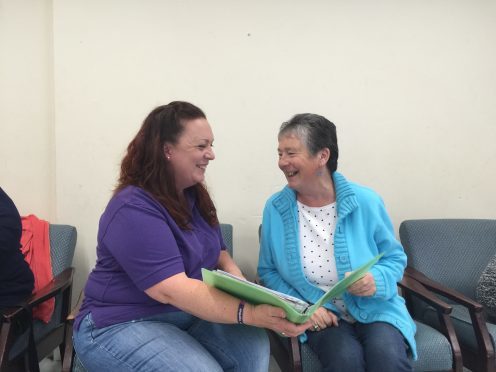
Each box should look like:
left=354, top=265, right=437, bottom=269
left=165, top=118, right=215, bottom=193
left=277, top=133, right=325, bottom=194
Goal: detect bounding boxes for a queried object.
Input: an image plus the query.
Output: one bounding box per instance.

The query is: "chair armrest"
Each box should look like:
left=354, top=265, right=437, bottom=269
left=407, top=267, right=495, bottom=369
left=405, top=267, right=484, bottom=312
left=398, top=275, right=452, bottom=314
left=398, top=274, right=463, bottom=371
left=406, top=267, right=495, bottom=371
left=1, top=267, right=74, bottom=322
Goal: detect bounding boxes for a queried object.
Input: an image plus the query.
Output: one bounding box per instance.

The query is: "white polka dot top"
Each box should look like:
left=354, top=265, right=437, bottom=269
left=297, top=200, right=355, bottom=322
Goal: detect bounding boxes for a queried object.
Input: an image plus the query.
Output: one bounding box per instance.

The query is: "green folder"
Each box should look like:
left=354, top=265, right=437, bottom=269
left=202, top=252, right=384, bottom=324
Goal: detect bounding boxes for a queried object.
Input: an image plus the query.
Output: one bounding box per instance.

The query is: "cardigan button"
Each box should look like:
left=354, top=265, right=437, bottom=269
left=339, top=255, right=348, bottom=263
left=360, top=312, right=368, bottom=319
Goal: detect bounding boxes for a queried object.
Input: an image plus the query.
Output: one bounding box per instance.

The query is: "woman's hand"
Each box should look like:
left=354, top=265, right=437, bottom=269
left=307, top=307, right=339, bottom=332
left=244, top=304, right=311, bottom=338
left=346, top=272, right=376, bottom=296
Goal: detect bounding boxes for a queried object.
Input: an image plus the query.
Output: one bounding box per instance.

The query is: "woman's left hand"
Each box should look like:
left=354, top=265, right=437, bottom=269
left=307, top=307, right=339, bottom=332
left=346, top=272, right=376, bottom=296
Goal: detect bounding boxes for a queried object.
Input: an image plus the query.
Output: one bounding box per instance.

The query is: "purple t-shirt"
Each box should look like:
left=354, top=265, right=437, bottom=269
left=75, top=186, right=225, bottom=329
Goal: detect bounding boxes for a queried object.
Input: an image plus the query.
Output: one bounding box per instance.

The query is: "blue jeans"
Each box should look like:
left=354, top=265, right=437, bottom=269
left=74, top=311, right=269, bottom=372
left=307, top=321, right=412, bottom=372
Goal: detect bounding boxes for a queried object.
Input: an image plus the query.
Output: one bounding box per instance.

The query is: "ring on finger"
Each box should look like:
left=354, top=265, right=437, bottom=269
left=313, top=323, right=320, bottom=331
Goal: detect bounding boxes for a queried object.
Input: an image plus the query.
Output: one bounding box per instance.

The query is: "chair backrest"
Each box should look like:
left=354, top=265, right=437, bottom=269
left=42, top=224, right=77, bottom=329
left=220, top=223, right=233, bottom=256
left=49, top=224, right=77, bottom=276
left=399, top=219, right=496, bottom=299
left=35, top=224, right=76, bottom=336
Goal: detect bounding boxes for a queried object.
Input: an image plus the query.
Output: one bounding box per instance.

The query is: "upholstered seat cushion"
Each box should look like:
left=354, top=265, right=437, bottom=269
left=300, top=342, right=322, bottom=371
left=413, top=321, right=454, bottom=371
left=289, top=321, right=452, bottom=371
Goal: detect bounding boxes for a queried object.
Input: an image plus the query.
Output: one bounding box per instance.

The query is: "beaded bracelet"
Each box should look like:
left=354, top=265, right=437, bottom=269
left=237, top=300, right=246, bottom=324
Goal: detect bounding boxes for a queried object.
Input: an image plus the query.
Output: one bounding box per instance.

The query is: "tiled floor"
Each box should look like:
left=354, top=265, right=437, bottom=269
left=39, top=357, right=61, bottom=372
left=269, top=356, right=282, bottom=372
left=40, top=355, right=281, bottom=372
left=40, top=356, right=473, bottom=372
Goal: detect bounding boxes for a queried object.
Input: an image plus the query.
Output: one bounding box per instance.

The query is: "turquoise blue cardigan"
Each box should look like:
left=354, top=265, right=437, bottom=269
left=257, top=172, right=417, bottom=359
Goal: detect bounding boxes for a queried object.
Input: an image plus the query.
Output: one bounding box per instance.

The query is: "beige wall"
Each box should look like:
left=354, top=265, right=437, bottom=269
left=0, top=0, right=54, bottom=218
left=2, top=0, right=496, bottom=301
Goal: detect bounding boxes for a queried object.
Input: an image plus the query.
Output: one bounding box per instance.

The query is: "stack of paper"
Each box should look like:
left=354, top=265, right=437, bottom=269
left=202, top=253, right=383, bottom=323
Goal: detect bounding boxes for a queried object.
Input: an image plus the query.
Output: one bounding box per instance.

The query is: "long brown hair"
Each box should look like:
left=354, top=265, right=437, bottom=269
left=115, top=101, right=218, bottom=229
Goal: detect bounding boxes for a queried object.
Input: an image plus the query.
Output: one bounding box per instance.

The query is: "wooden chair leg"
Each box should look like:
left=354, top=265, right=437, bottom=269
left=288, top=336, right=302, bottom=372
left=267, top=330, right=303, bottom=372
left=0, top=321, right=13, bottom=369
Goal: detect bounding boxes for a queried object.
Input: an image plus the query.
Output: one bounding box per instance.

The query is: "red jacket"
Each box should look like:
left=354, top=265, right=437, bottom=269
left=21, top=215, right=54, bottom=323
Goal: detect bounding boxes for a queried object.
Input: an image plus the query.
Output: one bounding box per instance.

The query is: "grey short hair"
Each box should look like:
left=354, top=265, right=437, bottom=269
left=279, top=113, right=339, bottom=173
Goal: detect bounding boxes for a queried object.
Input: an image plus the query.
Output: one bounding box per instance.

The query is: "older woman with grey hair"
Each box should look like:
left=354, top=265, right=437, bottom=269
left=258, top=113, right=417, bottom=372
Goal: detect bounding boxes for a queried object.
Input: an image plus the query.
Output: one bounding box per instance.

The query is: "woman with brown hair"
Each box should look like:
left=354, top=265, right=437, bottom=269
left=73, top=101, right=309, bottom=372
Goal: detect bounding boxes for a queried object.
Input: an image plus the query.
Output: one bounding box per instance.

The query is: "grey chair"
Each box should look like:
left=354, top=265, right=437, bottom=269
left=400, top=219, right=496, bottom=372
left=0, top=224, right=77, bottom=372
left=259, top=224, right=462, bottom=372
left=220, top=223, right=233, bottom=255
left=63, top=223, right=233, bottom=372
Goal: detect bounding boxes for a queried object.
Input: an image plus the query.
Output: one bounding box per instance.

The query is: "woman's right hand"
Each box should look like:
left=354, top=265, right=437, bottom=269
left=307, top=307, right=339, bottom=332
left=244, top=303, right=311, bottom=337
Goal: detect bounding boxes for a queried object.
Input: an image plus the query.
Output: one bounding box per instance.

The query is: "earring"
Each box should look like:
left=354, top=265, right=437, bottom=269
left=166, top=155, right=171, bottom=160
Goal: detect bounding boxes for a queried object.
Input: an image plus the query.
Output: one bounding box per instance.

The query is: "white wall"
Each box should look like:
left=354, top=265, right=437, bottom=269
left=0, top=0, right=54, bottom=218
left=2, top=0, right=496, bottom=301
